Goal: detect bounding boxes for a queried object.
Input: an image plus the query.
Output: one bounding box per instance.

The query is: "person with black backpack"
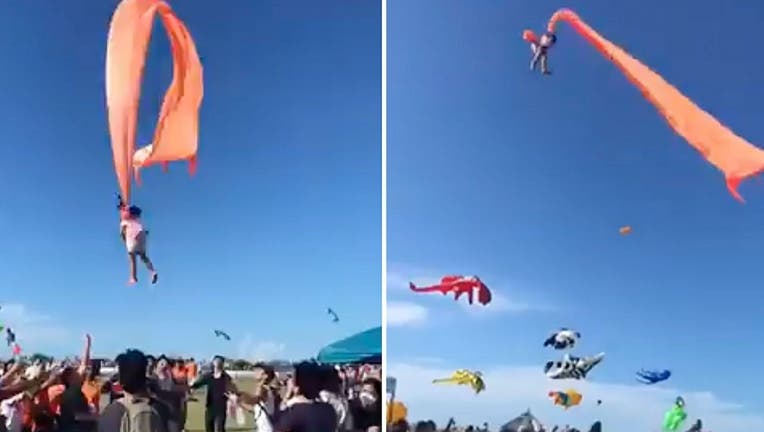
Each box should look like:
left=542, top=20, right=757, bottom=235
left=98, top=350, right=176, bottom=432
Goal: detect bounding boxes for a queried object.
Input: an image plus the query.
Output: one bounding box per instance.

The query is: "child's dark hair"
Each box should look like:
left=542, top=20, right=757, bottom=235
left=116, top=349, right=148, bottom=394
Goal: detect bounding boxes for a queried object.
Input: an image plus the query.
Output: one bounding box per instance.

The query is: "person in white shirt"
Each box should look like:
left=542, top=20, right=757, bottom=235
left=319, top=366, right=348, bottom=430
left=318, top=390, right=347, bottom=431
left=118, top=200, right=158, bottom=285
left=0, top=393, right=23, bottom=432
left=227, top=364, right=281, bottom=432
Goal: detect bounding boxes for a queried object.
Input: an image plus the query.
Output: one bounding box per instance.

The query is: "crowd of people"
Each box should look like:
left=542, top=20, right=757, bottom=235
left=389, top=414, right=604, bottom=432
left=0, top=336, right=382, bottom=432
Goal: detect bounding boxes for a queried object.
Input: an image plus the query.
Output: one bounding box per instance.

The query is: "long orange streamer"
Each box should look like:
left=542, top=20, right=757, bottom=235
left=524, top=9, right=764, bottom=201
left=106, top=0, right=203, bottom=204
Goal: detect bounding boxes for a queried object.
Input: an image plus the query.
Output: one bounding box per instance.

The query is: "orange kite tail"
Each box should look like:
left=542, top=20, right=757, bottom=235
left=523, top=9, right=764, bottom=202
left=106, top=0, right=204, bottom=203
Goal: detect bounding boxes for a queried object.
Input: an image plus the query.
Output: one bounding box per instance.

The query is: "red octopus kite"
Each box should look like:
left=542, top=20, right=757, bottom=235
left=409, top=275, right=492, bottom=306
left=523, top=9, right=764, bottom=202
left=106, top=0, right=204, bottom=205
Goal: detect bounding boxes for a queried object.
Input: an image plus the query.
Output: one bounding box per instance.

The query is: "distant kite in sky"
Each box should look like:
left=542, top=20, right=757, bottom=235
left=543, top=328, right=580, bottom=350
left=619, top=226, right=632, bottom=235
left=636, top=369, right=671, bottom=385
left=410, top=275, right=492, bottom=306
left=545, top=353, right=605, bottom=380
left=327, top=308, right=339, bottom=323
left=663, top=397, right=687, bottom=431
left=686, top=419, right=702, bottom=432
left=523, top=9, right=764, bottom=202
left=432, top=369, right=486, bottom=394
left=214, top=330, right=231, bottom=341
left=106, top=0, right=204, bottom=206
left=548, top=389, right=582, bottom=409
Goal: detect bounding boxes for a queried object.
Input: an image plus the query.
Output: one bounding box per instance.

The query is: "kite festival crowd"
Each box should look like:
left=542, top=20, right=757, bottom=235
left=390, top=411, right=704, bottom=432
left=389, top=413, right=605, bottom=432
left=0, top=336, right=382, bottom=432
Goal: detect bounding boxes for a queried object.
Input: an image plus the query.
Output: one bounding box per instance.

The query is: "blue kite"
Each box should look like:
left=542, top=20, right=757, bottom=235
left=636, top=369, right=671, bottom=384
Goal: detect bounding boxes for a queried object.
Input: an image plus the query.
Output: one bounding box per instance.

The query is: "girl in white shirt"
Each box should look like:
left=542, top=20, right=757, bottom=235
left=118, top=202, right=158, bottom=285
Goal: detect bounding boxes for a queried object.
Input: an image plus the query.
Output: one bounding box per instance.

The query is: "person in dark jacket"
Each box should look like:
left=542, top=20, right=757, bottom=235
left=190, top=356, right=235, bottom=432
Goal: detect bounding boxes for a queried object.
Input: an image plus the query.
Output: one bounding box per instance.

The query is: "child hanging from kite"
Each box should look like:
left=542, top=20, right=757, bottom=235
left=528, top=32, right=556, bottom=75
left=117, top=194, right=158, bottom=285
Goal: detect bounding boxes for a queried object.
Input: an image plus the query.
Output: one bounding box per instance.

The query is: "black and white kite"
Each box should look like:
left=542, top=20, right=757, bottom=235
left=543, top=328, right=580, bottom=350
left=544, top=352, right=605, bottom=380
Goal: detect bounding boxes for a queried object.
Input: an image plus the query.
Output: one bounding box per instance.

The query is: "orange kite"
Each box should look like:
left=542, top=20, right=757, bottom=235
left=106, top=0, right=204, bottom=204
left=523, top=9, right=764, bottom=202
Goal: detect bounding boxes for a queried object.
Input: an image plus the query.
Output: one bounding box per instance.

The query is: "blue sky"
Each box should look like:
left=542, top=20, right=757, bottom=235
left=387, top=0, right=764, bottom=430
left=0, top=0, right=380, bottom=360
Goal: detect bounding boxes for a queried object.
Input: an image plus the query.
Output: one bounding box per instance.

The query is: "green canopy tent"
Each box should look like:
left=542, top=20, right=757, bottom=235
left=317, top=326, right=381, bottom=364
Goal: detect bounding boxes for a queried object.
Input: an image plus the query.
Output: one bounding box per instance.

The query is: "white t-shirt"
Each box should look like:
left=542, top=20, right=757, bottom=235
left=319, top=390, right=348, bottom=429
left=120, top=217, right=144, bottom=239
left=0, top=396, right=23, bottom=432
left=252, top=392, right=276, bottom=432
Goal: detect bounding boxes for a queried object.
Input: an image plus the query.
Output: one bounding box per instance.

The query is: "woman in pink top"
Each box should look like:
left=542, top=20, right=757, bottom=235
left=117, top=196, right=158, bottom=285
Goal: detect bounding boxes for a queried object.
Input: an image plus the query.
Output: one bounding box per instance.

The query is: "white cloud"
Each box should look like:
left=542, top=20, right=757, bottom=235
left=236, top=335, right=286, bottom=361
left=388, top=362, right=764, bottom=432
left=388, top=301, right=429, bottom=327
left=0, top=304, right=71, bottom=347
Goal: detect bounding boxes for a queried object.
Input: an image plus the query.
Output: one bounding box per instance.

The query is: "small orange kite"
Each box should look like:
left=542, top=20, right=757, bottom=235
left=106, top=0, right=204, bottom=204
left=523, top=9, right=764, bottom=202
left=619, top=226, right=632, bottom=235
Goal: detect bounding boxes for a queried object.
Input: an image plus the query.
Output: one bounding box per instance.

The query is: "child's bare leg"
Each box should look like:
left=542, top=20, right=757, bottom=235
left=138, top=252, right=155, bottom=272
left=138, top=252, right=158, bottom=284
left=128, top=253, right=138, bottom=284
